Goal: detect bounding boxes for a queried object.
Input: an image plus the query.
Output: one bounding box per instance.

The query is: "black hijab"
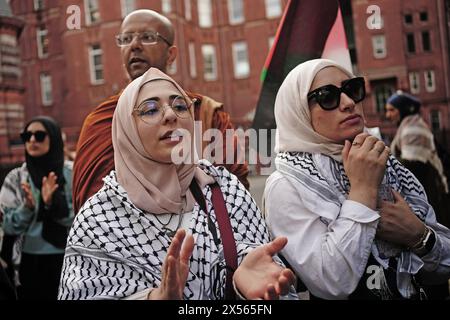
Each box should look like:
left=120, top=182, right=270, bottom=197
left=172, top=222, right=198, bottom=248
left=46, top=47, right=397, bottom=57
left=24, top=116, right=65, bottom=190
left=23, top=116, right=69, bottom=248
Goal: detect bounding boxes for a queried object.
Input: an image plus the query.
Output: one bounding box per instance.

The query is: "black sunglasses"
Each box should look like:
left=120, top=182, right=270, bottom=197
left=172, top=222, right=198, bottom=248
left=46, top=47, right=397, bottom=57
left=307, top=77, right=366, bottom=110
left=20, top=130, right=47, bottom=143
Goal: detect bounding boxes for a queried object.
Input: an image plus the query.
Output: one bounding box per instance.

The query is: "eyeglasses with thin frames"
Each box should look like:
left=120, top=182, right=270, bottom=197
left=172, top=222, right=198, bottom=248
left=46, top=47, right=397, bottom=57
left=134, top=96, right=197, bottom=125
left=115, top=31, right=172, bottom=47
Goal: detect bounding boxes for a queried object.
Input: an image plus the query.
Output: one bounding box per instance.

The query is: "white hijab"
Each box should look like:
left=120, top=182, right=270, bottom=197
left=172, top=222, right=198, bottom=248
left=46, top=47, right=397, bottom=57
left=274, top=59, right=356, bottom=162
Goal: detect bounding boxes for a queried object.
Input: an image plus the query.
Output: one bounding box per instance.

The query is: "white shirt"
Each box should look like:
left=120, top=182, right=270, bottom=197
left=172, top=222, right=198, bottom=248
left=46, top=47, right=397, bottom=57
left=264, top=171, right=379, bottom=299
left=264, top=152, right=450, bottom=300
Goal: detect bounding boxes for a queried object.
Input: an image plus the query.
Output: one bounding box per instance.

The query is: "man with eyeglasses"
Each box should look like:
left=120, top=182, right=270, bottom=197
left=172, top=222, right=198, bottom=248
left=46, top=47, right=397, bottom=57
left=72, top=9, right=249, bottom=214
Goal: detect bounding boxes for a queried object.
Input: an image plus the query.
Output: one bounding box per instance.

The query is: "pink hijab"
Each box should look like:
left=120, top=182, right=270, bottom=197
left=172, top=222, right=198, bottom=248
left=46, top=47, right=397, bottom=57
left=112, top=68, right=211, bottom=214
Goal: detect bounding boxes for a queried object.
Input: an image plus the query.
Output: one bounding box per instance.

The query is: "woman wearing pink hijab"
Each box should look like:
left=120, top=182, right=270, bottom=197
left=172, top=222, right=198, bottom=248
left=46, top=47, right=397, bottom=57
left=58, top=68, right=295, bottom=300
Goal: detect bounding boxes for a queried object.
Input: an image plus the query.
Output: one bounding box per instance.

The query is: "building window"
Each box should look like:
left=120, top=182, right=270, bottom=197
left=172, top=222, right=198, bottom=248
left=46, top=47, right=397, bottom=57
left=40, top=73, right=53, bottom=106
left=406, top=33, right=415, bottom=53
left=36, top=27, right=49, bottom=58
left=228, top=0, right=244, bottom=25
left=420, top=11, right=428, bottom=22
left=404, top=13, right=413, bottom=24
left=232, top=41, right=250, bottom=79
left=121, top=0, right=135, bottom=18
left=422, top=31, right=431, bottom=52
left=34, top=0, right=44, bottom=11
left=89, top=44, right=104, bottom=84
left=198, top=0, right=213, bottom=28
left=162, top=0, right=171, bottom=14
left=201, top=44, right=217, bottom=81
left=85, top=0, right=100, bottom=25
left=189, top=42, right=197, bottom=78
left=372, top=35, right=387, bottom=59
left=430, top=110, right=441, bottom=131
left=409, top=72, right=420, bottom=94
left=424, top=70, right=436, bottom=92
left=268, top=36, right=275, bottom=51
left=374, top=84, right=394, bottom=114
left=185, top=0, right=192, bottom=20
left=265, top=0, right=282, bottom=18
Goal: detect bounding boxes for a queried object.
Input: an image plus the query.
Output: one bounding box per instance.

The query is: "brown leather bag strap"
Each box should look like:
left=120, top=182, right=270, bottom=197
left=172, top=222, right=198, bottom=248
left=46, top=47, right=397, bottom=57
left=189, top=180, right=237, bottom=300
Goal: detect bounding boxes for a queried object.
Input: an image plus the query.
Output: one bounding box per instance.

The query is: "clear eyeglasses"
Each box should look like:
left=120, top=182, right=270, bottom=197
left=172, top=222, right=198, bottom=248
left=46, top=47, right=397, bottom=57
left=133, top=96, right=197, bottom=125
left=115, top=31, right=172, bottom=47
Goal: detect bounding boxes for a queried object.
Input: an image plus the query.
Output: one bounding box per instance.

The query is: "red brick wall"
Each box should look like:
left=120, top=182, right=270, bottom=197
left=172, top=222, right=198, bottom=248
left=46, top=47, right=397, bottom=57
left=352, top=0, right=450, bottom=137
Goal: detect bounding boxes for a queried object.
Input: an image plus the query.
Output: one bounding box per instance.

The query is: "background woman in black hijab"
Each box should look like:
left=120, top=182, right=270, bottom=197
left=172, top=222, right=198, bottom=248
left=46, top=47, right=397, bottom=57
left=0, top=116, right=74, bottom=300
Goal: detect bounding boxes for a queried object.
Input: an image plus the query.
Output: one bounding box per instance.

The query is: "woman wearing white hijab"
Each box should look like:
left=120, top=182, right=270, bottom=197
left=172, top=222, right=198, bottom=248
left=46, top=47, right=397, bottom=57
left=264, top=59, right=450, bottom=300
left=58, top=68, right=295, bottom=300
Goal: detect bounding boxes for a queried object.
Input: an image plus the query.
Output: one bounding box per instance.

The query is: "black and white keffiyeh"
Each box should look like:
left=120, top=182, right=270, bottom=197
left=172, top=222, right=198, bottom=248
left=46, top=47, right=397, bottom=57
left=275, top=151, right=441, bottom=298
left=58, top=160, right=269, bottom=300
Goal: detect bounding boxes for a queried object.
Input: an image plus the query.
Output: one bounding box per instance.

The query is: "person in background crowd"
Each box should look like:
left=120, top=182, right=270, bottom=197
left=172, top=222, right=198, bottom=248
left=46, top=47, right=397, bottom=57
left=72, top=9, right=249, bottom=214
left=0, top=117, right=74, bottom=300
left=385, top=91, right=449, bottom=228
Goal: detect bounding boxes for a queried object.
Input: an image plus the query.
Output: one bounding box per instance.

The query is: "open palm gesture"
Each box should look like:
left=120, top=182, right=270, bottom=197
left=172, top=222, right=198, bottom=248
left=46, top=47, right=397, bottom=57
left=149, top=229, right=194, bottom=300
left=42, top=172, right=59, bottom=207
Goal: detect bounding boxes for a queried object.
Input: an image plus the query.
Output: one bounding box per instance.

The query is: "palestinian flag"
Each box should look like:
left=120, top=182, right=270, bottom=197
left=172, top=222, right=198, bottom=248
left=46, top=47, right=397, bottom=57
left=252, top=0, right=351, bottom=131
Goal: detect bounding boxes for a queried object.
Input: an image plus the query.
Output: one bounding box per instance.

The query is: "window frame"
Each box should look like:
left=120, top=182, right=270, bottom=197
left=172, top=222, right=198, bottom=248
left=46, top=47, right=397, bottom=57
left=36, top=27, right=49, bottom=59
left=40, top=73, right=53, bottom=106
left=409, top=72, right=421, bottom=94
left=162, top=0, right=172, bottom=14
left=198, top=0, right=213, bottom=28
left=232, top=41, right=250, bottom=79
left=422, top=30, right=431, bottom=52
left=185, top=0, right=192, bottom=20
left=34, top=0, right=44, bottom=11
left=424, top=70, right=436, bottom=93
left=201, top=44, right=218, bottom=81
left=406, top=33, right=416, bottom=54
left=121, top=0, right=135, bottom=18
left=228, top=0, right=245, bottom=25
left=372, top=34, right=387, bottom=59
left=84, top=0, right=100, bottom=25
left=265, top=0, right=282, bottom=19
left=88, top=44, right=104, bottom=85
left=374, top=84, right=394, bottom=114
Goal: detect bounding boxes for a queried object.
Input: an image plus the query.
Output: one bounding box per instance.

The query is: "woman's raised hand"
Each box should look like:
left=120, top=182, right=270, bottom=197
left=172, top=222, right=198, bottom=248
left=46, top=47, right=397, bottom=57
left=148, top=229, right=194, bottom=300
left=21, top=182, right=35, bottom=210
left=233, top=237, right=296, bottom=300
left=41, top=172, right=59, bottom=207
left=342, top=133, right=390, bottom=210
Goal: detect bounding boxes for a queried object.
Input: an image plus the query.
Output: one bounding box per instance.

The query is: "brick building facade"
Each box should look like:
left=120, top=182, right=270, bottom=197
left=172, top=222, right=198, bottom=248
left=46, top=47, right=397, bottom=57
left=351, top=0, right=450, bottom=144
left=4, top=0, right=450, bottom=170
left=9, top=0, right=287, bottom=152
left=0, top=0, right=24, bottom=177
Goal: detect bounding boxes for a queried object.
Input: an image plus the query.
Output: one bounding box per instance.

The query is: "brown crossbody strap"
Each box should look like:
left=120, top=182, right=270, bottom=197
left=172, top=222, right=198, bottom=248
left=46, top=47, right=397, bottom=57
left=189, top=180, right=237, bottom=300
